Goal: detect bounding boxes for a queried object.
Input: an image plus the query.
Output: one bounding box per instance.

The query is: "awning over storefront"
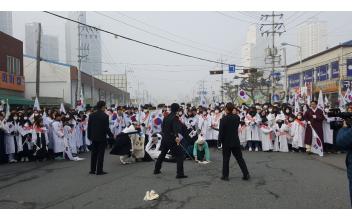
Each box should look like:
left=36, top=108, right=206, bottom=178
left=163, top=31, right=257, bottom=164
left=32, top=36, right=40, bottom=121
left=1, top=96, right=34, bottom=105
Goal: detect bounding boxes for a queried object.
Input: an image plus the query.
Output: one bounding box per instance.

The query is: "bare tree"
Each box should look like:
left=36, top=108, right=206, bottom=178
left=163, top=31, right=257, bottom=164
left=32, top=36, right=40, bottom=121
left=239, top=71, right=271, bottom=103
left=221, top=81, right=239, bottom=103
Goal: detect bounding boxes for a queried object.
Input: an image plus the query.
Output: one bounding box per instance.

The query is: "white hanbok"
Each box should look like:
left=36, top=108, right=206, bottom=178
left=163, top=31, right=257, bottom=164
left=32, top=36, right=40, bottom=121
left=273, top=123, right=289, bottom=152
left=238, top=124, right=247, bottom=146
left=291, top=120, right=306, bottom=149
left=52, top=121, right=64, bottom=153
left=245, top=114, right=261, bottom=141
left=260, top=124, right=273, bottom=151
left=209, top=113, right=222, bottom=140
left=145, top=134, right=162, bottom=160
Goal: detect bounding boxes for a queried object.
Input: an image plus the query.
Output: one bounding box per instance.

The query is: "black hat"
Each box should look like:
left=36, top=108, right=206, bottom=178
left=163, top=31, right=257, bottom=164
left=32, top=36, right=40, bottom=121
left=170, top=103, right=180, bottom=113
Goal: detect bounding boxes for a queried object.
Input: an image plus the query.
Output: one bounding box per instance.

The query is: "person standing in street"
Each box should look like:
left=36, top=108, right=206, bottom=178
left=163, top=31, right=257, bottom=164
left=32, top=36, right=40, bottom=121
left=154, top=103, right=187, bottom=179
left=218, top=102, right=250, bottom=181
left=88, top=101, right=113, bottom=175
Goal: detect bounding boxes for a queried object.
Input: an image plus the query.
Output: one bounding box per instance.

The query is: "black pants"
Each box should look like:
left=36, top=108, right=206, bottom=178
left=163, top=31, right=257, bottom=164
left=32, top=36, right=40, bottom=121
left=222, top=146, right=249, bottom=178
left=154, top=139, right=184, bottom=176
left=90, top=141, right=106, bottom=173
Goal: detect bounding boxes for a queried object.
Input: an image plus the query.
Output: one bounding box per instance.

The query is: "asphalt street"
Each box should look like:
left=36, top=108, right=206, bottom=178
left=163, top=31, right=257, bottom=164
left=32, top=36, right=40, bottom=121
left=0, top=148, right=350, bottom=208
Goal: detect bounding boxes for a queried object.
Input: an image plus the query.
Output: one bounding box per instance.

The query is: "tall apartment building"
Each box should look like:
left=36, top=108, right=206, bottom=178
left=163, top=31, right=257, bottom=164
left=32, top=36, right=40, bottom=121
left=25, top=23, right=59, bottom=61
left=65, top=11, right=102, bottom=75
left=0, top=11, right=13, bottom=36
left=298, top=18, right=328, bottom=59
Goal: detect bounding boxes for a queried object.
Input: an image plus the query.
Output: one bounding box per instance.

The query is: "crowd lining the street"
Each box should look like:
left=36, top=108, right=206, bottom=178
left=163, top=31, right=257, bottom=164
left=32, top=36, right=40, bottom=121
left=0, top=99, right=348, bottom=165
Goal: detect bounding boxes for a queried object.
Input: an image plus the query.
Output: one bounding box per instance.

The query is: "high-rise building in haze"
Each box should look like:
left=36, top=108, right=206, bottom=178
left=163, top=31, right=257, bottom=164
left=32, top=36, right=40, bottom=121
left=241, top=24, right=268, bottom=68
left=0, top=11, right=13, bottom=36
left=65, top=11, right=102, bottom=75
left=297, top=18, right=328, bottom=59
left=25, top=23, right=59, bottom=61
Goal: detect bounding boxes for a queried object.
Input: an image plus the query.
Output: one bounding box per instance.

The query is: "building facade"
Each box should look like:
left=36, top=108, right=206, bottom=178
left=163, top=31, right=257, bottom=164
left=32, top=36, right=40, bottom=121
left=65, top=11, right=102, bottom=75
left=0, top=31, right=33, bottom=105
left=297, top=19, right=328, bottom=59
left=286, top=40, right=352, bottom=106
left=95, top=73, right=127, bottom=91
left=25, top=23, right=60, bottom=62
left=23, top=55, right=129, bottom=107
left=0, top=12, right=13, bottom=36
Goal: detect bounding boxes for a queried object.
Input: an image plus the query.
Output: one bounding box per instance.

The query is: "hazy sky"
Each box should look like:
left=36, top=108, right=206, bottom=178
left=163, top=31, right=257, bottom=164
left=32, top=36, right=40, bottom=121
left=12, top=11, right=352, bottom=103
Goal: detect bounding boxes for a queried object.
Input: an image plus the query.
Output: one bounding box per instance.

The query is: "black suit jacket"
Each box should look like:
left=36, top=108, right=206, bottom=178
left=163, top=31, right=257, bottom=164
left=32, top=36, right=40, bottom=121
left=88, top=110, right=113, bottom=142
left=161, top=113, right=181, bottom=142
left=218, top=113, right=241, bottom=148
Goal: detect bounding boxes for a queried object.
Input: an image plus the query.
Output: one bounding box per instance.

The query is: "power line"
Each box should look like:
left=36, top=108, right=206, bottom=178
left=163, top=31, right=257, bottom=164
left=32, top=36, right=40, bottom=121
left=114, top=11, right=236, bottom=56
left=43, top=11, right=239, bottom=67
left=215, top=11, right=258, bottom=24
left=94, top=11, right=237, bottom=59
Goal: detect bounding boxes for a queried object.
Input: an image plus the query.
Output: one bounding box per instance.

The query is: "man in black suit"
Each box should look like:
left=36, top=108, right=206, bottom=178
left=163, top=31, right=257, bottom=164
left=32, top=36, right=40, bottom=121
left=154, top=103, right=187, bottom=179
left=218, top=102, right=250, bottom=181
left=88, top=101, right=113, bottom=175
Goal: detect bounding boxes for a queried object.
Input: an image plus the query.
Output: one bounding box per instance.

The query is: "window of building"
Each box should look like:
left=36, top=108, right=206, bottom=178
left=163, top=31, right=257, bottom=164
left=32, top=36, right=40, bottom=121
left=6, top=56, right=21, bottom=75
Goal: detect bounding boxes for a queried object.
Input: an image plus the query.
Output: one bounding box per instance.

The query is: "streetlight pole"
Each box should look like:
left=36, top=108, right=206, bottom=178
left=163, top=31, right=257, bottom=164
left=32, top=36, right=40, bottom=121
left=281, top=42, right=303, bottom=102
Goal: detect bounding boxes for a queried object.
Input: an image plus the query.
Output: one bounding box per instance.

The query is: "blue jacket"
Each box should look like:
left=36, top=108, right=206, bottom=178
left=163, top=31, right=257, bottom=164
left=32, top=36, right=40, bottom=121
left=336, top=127, right=352, bottom=151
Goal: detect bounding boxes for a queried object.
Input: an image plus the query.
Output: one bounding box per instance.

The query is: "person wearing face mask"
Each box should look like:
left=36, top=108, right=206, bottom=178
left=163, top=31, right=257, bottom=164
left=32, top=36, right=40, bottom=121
left=245, top=107, right=261, bottom=152
left=267, top=105, right=276, bottom=128
left=259, top=112, right=273, bottom=152
left=197, top=109, right=211, bottom=143
left=31, top=118, right=49, bottom=161
left=209, top=107, right=222, bottom=149
left=291, top=112, right=306, bottom=152
left=286, top=114, right=295, bottom=152
left=4, top=114, right=21, bottom=163
left=273, top=113, right=289, bottom=152
left=52, top=113, right=65, bottom=159
left=17, top=115, right=33, bottom=162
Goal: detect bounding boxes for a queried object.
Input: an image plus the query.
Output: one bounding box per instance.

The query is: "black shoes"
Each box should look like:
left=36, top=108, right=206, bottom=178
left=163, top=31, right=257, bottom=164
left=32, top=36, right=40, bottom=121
left=242, top=174, right=250, bottom=181
left=89, top=171, right=95, bottom=175
left=153, top=170, right=161, bottom=175
left=96, top=171, right=108, bottom=175
left=176, top=175, right=188, bottom=179
left=220, top=176, right=229, bottom=181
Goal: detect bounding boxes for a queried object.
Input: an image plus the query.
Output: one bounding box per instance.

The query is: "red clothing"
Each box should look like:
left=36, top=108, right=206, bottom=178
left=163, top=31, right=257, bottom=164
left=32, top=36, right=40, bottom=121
left=304, top=108, right=324, bottom=145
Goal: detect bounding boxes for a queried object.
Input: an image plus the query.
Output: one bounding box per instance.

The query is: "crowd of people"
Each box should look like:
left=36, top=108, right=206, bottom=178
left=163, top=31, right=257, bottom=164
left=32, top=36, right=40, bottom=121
left=0, top=99, right=348, bottom=165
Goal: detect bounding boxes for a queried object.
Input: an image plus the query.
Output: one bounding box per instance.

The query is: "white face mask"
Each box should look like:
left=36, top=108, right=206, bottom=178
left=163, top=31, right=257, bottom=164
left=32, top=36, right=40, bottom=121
left=286, top=110, right=290, bottom=113
left=268, top=109, right=273, bottom=113
left=13, top=117, right=18, bottom=120
left=324, top=108, right=329, bottom=113
left=215, top=110, right=219, bottom=114
left=24, top=117, right=28, bottom=120
left=297, top=116, right=302, bottom=120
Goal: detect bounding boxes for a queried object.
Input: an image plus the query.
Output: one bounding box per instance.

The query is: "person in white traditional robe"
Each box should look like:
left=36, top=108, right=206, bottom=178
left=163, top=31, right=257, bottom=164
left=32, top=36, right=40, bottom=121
left=4, top=114, right=21, bottom=163
left=52, top=114, right=65, bottom=158
left=81, top=114, right=91, bottom=152
left=291, top=112, right=306, bottom=152
left=145, top=133, right=162, bottom=160
left=286, top=114, right=295, bottom=152
left=273, top=113, right=289, bottom=152
left=245, top=108, right=261, bottom=151
left=209, top=107, right=222, bottom=148
left=259, top=117, right=273, bottom=152
left=197, top=109, right=210, bottom=141
left=238, top=120, right=247, bottom=149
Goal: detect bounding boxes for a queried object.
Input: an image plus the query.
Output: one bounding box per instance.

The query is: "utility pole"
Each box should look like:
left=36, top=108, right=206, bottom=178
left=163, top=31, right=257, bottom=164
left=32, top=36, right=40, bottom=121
left=76, top=12, right=89, bottom=105
left=221, top=57, right=224, bottom=103
left=35, top=23, right=42, bottom=98
left=260, top=11, right=285, bottom=103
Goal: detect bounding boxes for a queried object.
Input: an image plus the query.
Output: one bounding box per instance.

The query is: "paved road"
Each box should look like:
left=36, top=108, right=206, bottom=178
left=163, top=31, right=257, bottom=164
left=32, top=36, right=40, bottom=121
left=0, top=148, right=350, bottom=208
